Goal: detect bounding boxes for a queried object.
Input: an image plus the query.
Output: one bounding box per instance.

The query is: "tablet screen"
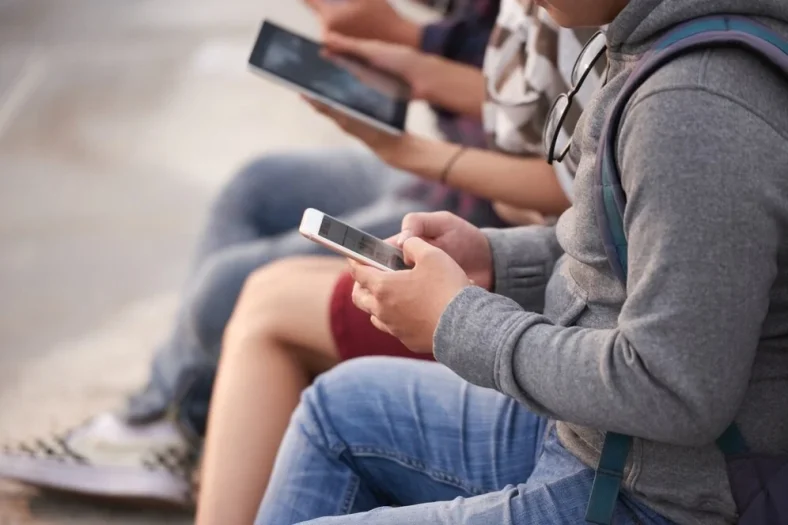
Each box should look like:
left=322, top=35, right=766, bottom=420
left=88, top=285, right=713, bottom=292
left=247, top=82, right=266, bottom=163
left=249, top=21, right=410, bottom=131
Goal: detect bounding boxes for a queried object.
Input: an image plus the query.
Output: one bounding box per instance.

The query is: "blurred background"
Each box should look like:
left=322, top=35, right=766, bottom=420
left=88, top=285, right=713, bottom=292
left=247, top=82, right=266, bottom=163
left=0, top=0, right=440, bottom=522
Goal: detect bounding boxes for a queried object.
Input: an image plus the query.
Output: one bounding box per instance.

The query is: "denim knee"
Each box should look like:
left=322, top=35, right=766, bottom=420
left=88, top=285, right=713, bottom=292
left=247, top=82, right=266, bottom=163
left=187, top=250, right=262, bottom=359
left=209, top=153, right=328, bottom=233
left=294, top=358, right=398, bottom=454
left=211, top=156, right=288, bottom=217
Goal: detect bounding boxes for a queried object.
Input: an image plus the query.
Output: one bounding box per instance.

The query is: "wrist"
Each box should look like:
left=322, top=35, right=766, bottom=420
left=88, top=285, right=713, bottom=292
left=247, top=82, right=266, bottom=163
left=388, top=19, right=423, bottom=49
left=406, top=54, right=440, bottom=101
left=389, top=135, right=448, bottom=181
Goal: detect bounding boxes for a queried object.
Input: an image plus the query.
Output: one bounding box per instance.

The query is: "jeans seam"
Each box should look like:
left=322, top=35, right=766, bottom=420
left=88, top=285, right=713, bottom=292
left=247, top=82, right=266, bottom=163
left=348, top=445, right=488, bottom=496
left=293, top=421, right=364, bottom=513
left=340, top=473, right=360, bottom=514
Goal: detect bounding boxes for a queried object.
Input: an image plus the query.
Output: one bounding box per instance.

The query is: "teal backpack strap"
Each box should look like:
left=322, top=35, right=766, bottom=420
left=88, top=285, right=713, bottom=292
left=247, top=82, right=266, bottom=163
left=587, top=15, right=788, bottom=525
left=585, top=432, right=632, bottom=524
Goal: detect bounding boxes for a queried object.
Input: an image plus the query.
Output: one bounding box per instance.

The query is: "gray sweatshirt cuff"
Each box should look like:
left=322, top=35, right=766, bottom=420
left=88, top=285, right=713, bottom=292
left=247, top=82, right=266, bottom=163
left=434, top=285, right=541, bottom=392
left=482, top=226, right=562, bottom=313
left=434, top=286, right=499, bottom=389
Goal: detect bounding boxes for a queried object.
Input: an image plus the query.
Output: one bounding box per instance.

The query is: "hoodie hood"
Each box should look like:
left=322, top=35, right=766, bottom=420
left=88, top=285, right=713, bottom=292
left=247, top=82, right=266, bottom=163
left=607, top=0, right=788, bottom=51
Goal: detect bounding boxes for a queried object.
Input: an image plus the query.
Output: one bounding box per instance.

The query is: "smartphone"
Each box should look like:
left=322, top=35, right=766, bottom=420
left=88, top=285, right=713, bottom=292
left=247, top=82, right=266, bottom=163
left=248, top=20, right=410, bottom=135
left=299, top=208, right=411, bottom=272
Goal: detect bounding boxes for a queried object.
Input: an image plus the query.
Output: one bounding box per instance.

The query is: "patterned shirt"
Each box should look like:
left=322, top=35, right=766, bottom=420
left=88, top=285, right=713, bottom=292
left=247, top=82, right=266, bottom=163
left=482, top=0, right=604, bottom=200
left=407, top=0, right=601, bottom=221
left=421, top=0, right=500, bottom=148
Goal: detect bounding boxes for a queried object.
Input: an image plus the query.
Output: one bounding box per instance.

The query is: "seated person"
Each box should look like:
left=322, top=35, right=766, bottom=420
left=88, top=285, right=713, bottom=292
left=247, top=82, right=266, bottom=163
left=195, top=3, right=598, bottom=523
left=249, top=0, right=788, bottom=524
left=0, top=0, right=563, bottom=506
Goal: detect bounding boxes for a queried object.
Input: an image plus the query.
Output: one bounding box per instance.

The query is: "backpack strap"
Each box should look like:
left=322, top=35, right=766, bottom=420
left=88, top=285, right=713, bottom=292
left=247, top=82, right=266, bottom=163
left=586, top=15, right=788, bottom=525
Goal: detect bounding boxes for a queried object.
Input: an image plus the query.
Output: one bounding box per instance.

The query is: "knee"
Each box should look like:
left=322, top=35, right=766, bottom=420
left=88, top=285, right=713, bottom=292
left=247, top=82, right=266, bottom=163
left=296, top=357, right=401, bottom=429
left=210, top=154, right=294, bottom=217
left=220, top=258, right=315, bottom=355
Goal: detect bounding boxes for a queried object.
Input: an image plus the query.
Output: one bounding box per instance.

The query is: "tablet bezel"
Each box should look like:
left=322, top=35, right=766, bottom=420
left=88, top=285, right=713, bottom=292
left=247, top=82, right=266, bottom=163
left=249, top=21, right=410, bottom=135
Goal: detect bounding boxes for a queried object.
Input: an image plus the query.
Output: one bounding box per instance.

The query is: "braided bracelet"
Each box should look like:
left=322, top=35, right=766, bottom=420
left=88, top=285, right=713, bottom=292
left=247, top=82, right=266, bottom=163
left=440, top=146, right=467, bottom=185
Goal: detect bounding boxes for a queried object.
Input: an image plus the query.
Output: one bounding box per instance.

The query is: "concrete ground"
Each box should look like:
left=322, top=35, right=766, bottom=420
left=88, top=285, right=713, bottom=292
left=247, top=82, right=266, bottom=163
left=0, top=0, right=439, bottom=522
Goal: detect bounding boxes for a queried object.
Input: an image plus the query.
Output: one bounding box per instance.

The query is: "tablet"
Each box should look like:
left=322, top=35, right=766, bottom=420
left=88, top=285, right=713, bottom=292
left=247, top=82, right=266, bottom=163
left=249, top=21, right=411, bottom=135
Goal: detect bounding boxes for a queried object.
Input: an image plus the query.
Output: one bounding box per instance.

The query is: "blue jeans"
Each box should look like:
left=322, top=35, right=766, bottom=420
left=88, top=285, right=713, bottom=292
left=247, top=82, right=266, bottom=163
left=124, top=148, right=432, bottom=427
left=255, top=358, right=673, bottom=525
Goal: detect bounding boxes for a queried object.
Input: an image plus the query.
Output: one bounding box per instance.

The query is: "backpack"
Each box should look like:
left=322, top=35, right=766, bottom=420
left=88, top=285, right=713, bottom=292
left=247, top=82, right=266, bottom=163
left=587, top=15, right=788, bottom=525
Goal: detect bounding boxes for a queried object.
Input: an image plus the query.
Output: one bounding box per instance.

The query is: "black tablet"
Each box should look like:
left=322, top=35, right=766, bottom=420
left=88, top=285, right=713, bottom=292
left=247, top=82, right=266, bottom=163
left=249, top=21, right=411, bottom=134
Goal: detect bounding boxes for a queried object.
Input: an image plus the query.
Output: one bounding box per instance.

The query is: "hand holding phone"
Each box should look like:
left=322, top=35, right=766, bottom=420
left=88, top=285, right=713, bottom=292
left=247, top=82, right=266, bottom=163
left=299, top=208, right=411, bottom=272
left=397, top=211, right=494, bottom=290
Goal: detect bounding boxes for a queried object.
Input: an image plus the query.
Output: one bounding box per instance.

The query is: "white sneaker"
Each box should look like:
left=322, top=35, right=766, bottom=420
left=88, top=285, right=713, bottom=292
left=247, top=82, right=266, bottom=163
left=0, top=413, right=197, bottom=506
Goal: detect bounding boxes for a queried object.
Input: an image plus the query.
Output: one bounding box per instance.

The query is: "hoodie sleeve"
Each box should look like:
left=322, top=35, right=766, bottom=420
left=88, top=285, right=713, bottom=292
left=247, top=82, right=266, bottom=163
left=434, top=86, right=785, bottom=446
left=482, top=225, right=563, bottom=313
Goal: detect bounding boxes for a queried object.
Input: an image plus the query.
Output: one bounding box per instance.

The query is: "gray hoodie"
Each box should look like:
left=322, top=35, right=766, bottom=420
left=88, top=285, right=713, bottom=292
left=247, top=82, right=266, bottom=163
left=434, top=1, right=788, bottom=523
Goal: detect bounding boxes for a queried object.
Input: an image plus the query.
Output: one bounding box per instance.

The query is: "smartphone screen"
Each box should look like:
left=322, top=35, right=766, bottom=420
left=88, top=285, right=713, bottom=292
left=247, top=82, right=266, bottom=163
left=249, top=21, right=410, bottom=131
left=317, top=215, right=410, bottom=271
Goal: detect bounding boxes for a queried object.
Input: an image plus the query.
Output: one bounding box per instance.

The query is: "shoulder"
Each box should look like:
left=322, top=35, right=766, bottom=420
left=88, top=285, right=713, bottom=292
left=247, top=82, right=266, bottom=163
left=626, top=41, right=788, bottom=142
left=614, top=43, right=788, bottom=198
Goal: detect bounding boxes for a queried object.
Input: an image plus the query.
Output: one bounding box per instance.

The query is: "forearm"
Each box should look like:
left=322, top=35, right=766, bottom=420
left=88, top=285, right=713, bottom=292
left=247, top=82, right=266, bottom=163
left=384, top=18, right=423, bottom=48
left=492, top=203, right=547, bottom=227
left=413, top=55, right=485, bottom=117
left=394, top=136, right=569, bottom=215
left=433, top=287, right=744, bottom=447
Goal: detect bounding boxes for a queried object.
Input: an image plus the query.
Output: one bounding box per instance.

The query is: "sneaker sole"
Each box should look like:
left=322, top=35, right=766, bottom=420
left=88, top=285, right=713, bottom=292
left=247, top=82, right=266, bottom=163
left=0, top=455, right=191, bottom=506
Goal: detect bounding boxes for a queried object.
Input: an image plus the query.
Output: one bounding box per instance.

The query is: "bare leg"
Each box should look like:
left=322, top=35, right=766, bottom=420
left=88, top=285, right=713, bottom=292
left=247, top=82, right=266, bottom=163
left=195, top=256, right=347, bottom=525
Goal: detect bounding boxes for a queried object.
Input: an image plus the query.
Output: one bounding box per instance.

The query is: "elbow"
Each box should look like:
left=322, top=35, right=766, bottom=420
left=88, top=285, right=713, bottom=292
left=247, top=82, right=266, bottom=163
left=663, top=416, right=729, bottom=448
left=652, top=394, right=737, bottom=447
left=620, top=338, right=742, bottom=447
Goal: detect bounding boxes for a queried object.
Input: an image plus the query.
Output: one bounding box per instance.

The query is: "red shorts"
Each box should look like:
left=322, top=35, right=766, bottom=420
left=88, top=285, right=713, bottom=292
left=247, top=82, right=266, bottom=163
left=329, top=272, right=434, bottom=362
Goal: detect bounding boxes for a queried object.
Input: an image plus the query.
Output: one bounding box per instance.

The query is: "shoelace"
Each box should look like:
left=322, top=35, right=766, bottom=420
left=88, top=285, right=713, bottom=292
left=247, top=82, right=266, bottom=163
left=2, top=434, right=88, bottom=464
left=142, top=444, right=201, bottom=504
left=141, top=444, right=198, bottom=478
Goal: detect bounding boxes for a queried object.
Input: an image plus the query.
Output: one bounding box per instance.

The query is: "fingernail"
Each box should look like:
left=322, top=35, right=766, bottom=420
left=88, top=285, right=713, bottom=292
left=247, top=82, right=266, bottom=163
left=397, top=229, right=412, bottom=247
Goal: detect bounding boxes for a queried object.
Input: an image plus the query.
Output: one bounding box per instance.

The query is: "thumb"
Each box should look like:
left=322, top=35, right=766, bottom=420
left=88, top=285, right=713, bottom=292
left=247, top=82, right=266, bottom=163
left=323, top=32, right=372, bottom=60
left=402, top=237, right=436, bottom=266
left=304, top=0, right=327, bottom=14
left=398, top=212, right=457, bottom=246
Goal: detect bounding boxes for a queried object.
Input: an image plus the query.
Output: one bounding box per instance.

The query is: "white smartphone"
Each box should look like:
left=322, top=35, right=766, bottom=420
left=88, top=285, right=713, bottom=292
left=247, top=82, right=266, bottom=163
left=248, top=20, right=410, bottom=135
left=299, top=208, right=411, bottom=272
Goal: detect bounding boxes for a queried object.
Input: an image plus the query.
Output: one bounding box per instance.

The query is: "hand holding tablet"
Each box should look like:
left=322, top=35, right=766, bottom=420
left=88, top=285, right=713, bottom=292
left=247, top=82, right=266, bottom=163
left=248, top=21, right=411, bottom=135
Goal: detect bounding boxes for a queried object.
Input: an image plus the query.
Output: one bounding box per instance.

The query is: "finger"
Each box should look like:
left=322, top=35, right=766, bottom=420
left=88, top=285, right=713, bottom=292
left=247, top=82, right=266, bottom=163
left=370, top=315, right=395, bottom=336
left=351, top=282, right=379, bottom=316
left=302, top=94, right=328, bottom=113
left=383, top=234, right=400, bottom=247
left=402, top=236, right=439, bottom=266
left=303, top=97, right=353, bottom=130
left=348, top=259, right=385, bottom=290
left=303, top=0, right=326, bottom=14
left=347, top=259, right=359, bottom=273
left=323, top=32, right=374, bottom=60
left=399, top=211, right=459, bottom=245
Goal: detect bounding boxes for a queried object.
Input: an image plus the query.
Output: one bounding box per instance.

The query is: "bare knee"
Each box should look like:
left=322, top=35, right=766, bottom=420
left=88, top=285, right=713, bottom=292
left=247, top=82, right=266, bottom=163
left=222, top=257, right=331, bottom=356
